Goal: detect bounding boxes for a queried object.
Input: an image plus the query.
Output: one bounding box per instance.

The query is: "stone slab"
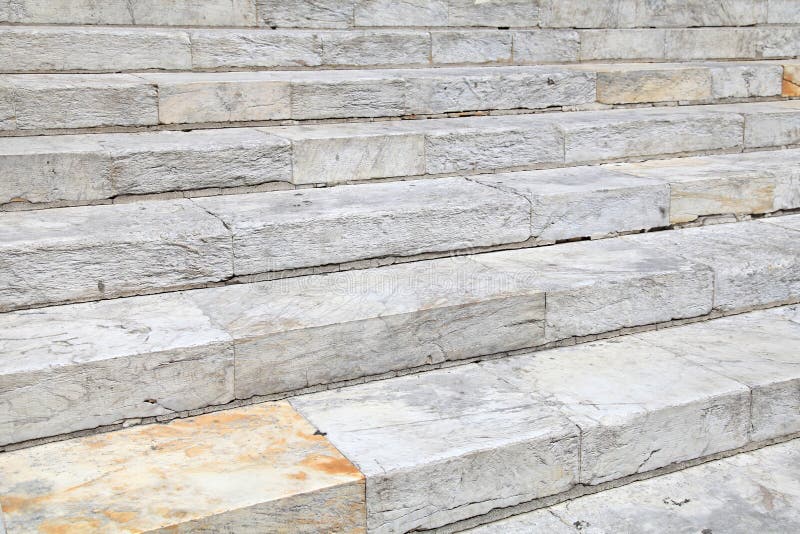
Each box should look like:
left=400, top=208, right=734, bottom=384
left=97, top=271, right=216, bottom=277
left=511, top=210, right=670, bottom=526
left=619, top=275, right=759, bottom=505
left=784, top=62, right=800, bottom=97
left=0, top=402, right=366, bottom=532
left=579, top=29, right=666, bottom=61
left=257, top=0, right=354, bottom=28
left=354, top=0, right=540, bottom=27
left=512, top=30, right=580, bottom=63
left=194, top=177, right=530, bottom=274
left=320, top=30, right=431, bottom=67
left=189, top=29, right=323, bottom=69
left=431, top=30, right=513, bottom=64
left=666, top=28, right=759, bottom=60
left=467, top=439, right=800, bottom=534
left=0, top=200, right=232, bottom=310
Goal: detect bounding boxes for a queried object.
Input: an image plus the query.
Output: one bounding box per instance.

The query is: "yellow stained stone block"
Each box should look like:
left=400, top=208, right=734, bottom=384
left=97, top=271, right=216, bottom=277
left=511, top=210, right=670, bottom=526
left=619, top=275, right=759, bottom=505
left=783, top=64, right=800, bottom=97
left=0, top=402, right=366, bottom=533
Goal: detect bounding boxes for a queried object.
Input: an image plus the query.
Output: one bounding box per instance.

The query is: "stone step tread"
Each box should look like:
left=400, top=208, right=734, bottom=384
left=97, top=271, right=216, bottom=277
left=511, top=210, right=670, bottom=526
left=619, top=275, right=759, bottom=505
left=292, top=303, right=800, bottom=532
left=2, top=0, right=785, bottom=29
left=465, top=438, right=800, bottom=534
left=5, top=100, right=800, bottom=208
left=4, top=148, right=800, bottom=311
left=1, top=25, right=799, bottom=73
left=0, top=402, right=367, bottom=533
left=1, top=61, right=796, bottom=132
left=2, top=216, right=800, bottom=447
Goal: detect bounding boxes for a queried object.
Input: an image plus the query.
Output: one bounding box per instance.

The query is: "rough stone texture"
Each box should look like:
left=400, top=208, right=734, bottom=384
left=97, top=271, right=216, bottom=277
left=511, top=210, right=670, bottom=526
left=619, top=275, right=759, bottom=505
left=0, top=81, right=13, bottom=131
left=485, top=339, right=750, bottom=485
left=0, top=294, right=235, bottom=445
left=354, top=0, right=540, bottom=27
left=512, top=30, right=580, bottom=63
left=257, top=0, right=354, bottom=28
left=760, top=27, right=800, bottom=59
left=580, top=29, right=666, bottom=61
left=194, top=177, right=530, bottom=274
left=468, top=238, right=714, bottom=342
left=763, top=212, right=800, bottom=233
left=591, top=64, right=712, bottom=104
left=0, top=0, right=258, bottom=26
left=3, top=74, right=157, bottom=130
left=467, top=439, right=800, bottom=534
left=666, top=28, right=758, bottom=60
left=769, top=0, right=800, bottom=24
left=709, top=62, right=784, bottom=98
left=189, top=29, right=323, bottom=69
left=0, top=403, right=366, bottom=533
left=291, top=365, right=580, bottom=533
left=0, top=129, right=292, bottom=205
left=559, top=107, right=743, bottom=164
left=431, top=31, right=513, bottom=64
left=613, top=150, right=800, bottom=223
left=625, top=220, right=800, bottom=311
left=291, top=73, right=408, bottom=119
left=0, top=27, right=192, bottom=72
left=0, top=200, right=232, bottom=310
left=637, top=305, right=800, bottom=442
left=784, top=62, right=800, bottom=97
left=731, top=101, right=800, bottom=148
left=476, top=167, right=669, bottom=242
left=321, top=30, right=430, bottom=67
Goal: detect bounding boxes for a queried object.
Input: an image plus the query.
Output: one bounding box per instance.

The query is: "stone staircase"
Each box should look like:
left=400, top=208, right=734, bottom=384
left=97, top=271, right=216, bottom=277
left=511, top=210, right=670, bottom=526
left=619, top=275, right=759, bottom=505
left=1, top=1, right=799, bottom=532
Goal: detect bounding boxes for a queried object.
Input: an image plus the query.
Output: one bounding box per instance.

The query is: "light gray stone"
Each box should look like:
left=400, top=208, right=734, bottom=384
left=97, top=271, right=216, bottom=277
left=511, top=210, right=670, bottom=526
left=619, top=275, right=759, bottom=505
left=580, top=29, right=666, bottom=61
left=0, top=200, right=232, bottom=310
left=291, top=73, right=408, bottom=119
left=512, top=30, right=580, bottom=63
left=560, top=107, right=744, bottom=164
left=4, top=74, right=158, bottom=131
left=354, top=0, right=540, bottom=27
left=194, top=177, right=530, bottom=274
left=321, top=30, right=430, bottom=66
left=769, top=0, right=800, bottom=23
left=0, top=293, right=235, bottom=445
left=760, top=27, right=800, bottom=58
left=736, top=101, right=800, bottom=148
left=612, top=150, right=800, bottom=223
left=625, top=220, right=800, bottom=311
left=637, top=305, right=800, bottom=442
left=431, top=31, right=513, bottom=64
left=666, top=28, right=758, bottom=60
left=257, top=0, right=354, bottom=28
left=140, top=72, right=292, bottom=125
left=468, top=238, right=714, bottom=342
left=0, top=27, right=192, bottom=72
left=270, top=122, right=426, bottom=185
left=589, top=64, right=712, bottom=104
left=1, top=0, right=258, bottom=26
left=0, top=82, right=14, bottom=131
left=708, top=63, right=783, bottom=99
left=539, top=0, right=639, bottom=28
left=189, top=29, right=323, bottom=69
left=476, top=167, right=669, bottom=242
left=484, top=338, right=750, bottom=485
left=470, top=439, right=800, bottom=534
left=763, top=212, right=800, bottom=233
left=291, top=365, right=580, bottom=533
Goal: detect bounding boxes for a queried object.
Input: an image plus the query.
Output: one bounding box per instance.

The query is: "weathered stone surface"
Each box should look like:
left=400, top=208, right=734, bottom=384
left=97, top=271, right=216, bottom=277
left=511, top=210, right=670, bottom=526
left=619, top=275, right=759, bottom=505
left=666, top=28, right=758, bottom=60
left=769, top=0, right=800, bottom=23
left=291, top=72, right=408, bottom=119
left=257, top=0, right=354, bottom=28
left=476, top=167, right=669, bottom=242
left=194, top=177, right=530, bottom=274
left=485, top=338, right=750, bottom=485
left=580, top=29, right=666, bottom=61
left=0, top=293, right=235, bottom=445
left=468, top=238, right=714, bottom=341
left=626, top=220, right=800, bottom=311
left=784, top=62, right=800, bottom=97
left=591, top=64, right=712, bottom=104
left=0, top=81, right=13, bottom=131
left=0, top=403, right=366, bottom=532
left=189, top=29, right=323, bottom=69
left=4, top=74, right=157, bottom=130
left=0, top=129, right=292, bottom=205
left=613, top=150, right=800, bottom=223
left=730, top=100, right=800, bottom=148
left=637, top=305, right=800, bottom=442
left=760, top=27, right=800, bottom=58
left=0, top=200, right=232, bottom=310
left=292, top=365, right=580, bottom=533
left=321, top=30, right=430, bottom=66
left=709, top=62, right=783, bottom=98
left=354, top=0, right=539, bottom=27
left=1, top=0, right=257, bottom=26
left=468, top=439, right=800, bottom=534
left=512, top=30, right=580, bottom=63
left=763, top=212, right=800, bottom=233
left=431, top=31, right=513, bottom=64
left=0, top=27, right=192, bottom=72
left=559, top=107, right=743, bottom=163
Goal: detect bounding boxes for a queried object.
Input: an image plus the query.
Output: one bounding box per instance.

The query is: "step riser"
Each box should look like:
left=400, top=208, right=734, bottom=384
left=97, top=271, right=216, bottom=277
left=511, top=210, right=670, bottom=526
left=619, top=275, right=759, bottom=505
left=0, top=63, right=793, bottom=133
left=2, top=218, right=799, bottom=447
left=2, top=27, right=800, bottom=74
left=5, top=101, right=800, bottom=209
left=4, top=149, right=800, bottom=312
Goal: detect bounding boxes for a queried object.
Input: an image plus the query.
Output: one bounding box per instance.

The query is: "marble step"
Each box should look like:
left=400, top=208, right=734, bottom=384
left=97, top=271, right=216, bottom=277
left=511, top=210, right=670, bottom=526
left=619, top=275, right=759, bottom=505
left=4, top=148, right=800, bottom=311
left=291, top=304, right=800, bottom=533
left=1, top=26, right=799, bottom=74
left=0, top=402, right=369, bottom=533
left=1, top=62, right=792, bottom=134
left=1, top=0, right=780, bottom=29
left=3, top=217, right=800, bottom=447
left=6, top=100, right=800, bottom=209
left=465, top=438, right=800, bottom=534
